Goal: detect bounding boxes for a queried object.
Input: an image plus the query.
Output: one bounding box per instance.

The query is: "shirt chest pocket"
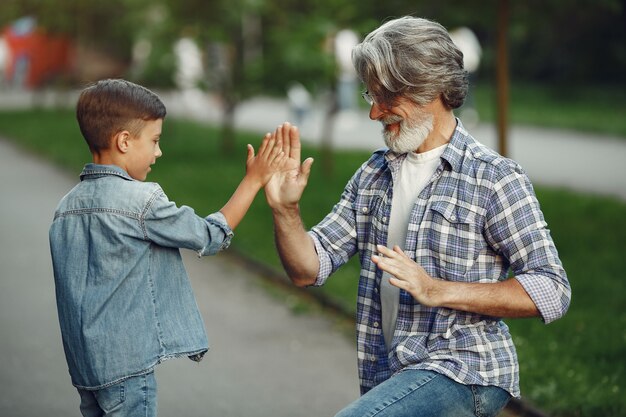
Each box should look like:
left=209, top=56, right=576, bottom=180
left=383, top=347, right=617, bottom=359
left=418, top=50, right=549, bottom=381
left=424, top=200, right=485, bottom=281
left=353, top=191, right=387, bottom=247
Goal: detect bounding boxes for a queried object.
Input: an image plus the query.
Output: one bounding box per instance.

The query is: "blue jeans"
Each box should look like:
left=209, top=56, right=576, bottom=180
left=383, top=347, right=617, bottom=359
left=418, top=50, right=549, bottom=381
left=77, top=372, right=157, bottom=417
left=335, top=370, right=511, bottom=417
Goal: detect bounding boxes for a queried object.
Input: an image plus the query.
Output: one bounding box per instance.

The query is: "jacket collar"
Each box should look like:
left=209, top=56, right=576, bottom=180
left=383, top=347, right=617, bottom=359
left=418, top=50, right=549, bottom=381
left=80, top=163, right=134, bottom=182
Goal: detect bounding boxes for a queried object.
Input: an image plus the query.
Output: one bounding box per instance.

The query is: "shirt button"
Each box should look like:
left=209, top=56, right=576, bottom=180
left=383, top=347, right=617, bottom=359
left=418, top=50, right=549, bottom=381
left=361, top=207, right=369, bottom=214
left=373, top=322, right=380, bottom=328
left=382, top=217, right=387, bottom=223
left=475, top=152, right=482, bottom=157
left=450, top=215, right=457, bottom=221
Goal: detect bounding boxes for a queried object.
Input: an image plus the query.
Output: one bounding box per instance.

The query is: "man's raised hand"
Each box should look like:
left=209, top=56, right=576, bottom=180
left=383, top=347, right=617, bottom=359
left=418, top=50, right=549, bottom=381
left=264, top=122, right=314, bottom=210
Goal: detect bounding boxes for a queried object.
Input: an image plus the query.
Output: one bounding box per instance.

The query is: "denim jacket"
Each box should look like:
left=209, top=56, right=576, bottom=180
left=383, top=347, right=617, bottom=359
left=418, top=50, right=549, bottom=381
left=49, top=164, right=233, bottom=389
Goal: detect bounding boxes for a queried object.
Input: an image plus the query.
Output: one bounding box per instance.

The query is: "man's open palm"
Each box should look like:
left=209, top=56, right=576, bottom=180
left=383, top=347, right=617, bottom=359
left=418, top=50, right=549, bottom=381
left=265, top=122, right=314, bottom=209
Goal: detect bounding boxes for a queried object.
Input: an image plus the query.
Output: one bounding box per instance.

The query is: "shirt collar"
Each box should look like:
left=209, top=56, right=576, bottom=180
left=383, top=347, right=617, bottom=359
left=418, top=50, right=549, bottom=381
left=440, top=118, right=471, bottom=173
left=79, top=163, right=134, bottom=182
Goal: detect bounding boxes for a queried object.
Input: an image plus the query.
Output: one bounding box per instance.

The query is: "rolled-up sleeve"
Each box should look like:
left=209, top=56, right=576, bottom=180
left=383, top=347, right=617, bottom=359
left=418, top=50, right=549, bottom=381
left=198, top=211, right=234, bottom=256
left=309, top=232, right=335, bottom=286
left=308, top=177, right=359, bottom=287
left=484, top=165, right=571, bottom=323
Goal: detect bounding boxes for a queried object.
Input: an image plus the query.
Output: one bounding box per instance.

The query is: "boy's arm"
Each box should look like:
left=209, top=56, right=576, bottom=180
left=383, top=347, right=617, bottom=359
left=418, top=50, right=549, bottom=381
left=220, top=132, right=285, bottom=230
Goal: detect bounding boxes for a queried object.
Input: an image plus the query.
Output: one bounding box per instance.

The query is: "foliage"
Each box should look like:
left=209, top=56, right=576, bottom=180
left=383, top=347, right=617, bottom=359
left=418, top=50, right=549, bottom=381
left=1, top=0, right=155, bottom=63
left=2, top=0, right=624, bottom=97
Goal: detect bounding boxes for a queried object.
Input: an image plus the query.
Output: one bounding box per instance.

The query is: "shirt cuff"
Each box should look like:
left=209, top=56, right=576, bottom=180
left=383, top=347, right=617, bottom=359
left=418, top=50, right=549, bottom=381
left=515, top=271, right=570, bottom=324
left=197, top=211, right=234, bottom=256
left=309, top=231, right=333, bottom=287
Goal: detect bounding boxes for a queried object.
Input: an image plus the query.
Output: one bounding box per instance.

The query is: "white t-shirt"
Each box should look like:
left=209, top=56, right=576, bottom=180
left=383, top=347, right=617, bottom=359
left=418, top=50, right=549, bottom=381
left=381, top=144, right=447, bottom=350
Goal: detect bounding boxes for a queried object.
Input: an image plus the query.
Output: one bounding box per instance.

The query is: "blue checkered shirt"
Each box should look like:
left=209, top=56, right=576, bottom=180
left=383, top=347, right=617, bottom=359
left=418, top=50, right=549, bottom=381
left=309, top=121, right=571, bottom=398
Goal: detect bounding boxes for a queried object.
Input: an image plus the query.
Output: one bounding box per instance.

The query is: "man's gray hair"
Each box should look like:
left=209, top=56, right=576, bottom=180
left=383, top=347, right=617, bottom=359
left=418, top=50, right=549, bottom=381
left=352, top=16, right=468, bottom=109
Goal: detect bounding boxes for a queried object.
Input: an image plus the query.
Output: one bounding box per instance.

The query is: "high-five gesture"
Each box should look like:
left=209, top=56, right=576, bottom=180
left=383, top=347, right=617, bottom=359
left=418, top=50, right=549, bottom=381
left=219, top=134, right=286, bottom=230
left=245, top=133, right=286, bottom=188
left=264, top=122, right=314, bottom=210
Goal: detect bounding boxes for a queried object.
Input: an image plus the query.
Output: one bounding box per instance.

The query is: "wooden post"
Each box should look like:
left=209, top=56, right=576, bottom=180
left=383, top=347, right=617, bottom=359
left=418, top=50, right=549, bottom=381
left=496, top=0, right=510, bottom=157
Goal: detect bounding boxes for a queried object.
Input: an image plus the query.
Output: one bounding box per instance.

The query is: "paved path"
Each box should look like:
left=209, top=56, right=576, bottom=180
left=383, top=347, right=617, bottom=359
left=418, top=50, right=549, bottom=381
left=0, top=137, right=358, bottom=416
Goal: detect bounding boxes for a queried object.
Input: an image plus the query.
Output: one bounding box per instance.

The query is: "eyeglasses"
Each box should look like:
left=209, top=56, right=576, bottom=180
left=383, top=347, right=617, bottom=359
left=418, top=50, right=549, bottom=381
left=361, top=90, right=376, bottom=106
left=361, top=90, right=396, bottom=110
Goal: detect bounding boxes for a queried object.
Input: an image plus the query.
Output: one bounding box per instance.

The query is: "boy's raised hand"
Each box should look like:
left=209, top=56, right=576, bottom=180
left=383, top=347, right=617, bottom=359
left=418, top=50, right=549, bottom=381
left=245, top=132, right=286, bottom=187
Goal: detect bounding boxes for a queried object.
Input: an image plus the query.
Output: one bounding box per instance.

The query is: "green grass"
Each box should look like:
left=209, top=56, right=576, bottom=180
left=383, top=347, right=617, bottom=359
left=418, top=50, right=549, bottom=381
left=0, top=109, right=624, bottom=416
left=471, top=82, right=626, bottom=138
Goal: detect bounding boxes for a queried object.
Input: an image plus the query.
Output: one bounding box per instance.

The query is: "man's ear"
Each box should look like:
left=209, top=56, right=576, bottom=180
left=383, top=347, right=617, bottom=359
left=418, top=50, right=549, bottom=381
left=115, top=130, right=132, bottom=153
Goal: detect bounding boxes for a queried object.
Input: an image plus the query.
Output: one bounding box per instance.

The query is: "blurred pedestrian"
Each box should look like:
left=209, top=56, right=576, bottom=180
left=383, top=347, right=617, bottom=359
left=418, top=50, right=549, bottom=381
left=49, top=79, right=286, bottom=416
left=265, top=17, right=571, bottom=417
left=287, top=81, right=312, bottom=126
left=0, top=36, right=8, bottom=87
left=334, top=29, right=359, bottom=111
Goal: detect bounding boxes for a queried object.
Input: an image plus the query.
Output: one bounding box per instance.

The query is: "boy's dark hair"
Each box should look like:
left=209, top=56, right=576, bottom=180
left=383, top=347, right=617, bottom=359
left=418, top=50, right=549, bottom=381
left=76, top=79, right=167, bottom=153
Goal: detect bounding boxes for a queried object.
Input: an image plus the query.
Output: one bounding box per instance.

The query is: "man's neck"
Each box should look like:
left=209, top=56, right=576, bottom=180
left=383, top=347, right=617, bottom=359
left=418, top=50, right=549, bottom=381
left=415, top=106, right=457, bottom=154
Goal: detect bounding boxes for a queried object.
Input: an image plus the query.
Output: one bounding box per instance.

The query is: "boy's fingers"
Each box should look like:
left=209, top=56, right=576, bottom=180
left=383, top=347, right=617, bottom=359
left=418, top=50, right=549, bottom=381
left=281, top=122, right=291, bottom=157
left=275, top=128, right=283, bottom=151
left=274, top=124, right=288, bottom=154
left=278, top=122, right=291, bottom=156
left=258, top=133, right=272, bottom=156
left=268, top=142, right=283, bottom=162
left=272, top=151, right=286, bottom=167
left=246, top=144, right=254, bottom=161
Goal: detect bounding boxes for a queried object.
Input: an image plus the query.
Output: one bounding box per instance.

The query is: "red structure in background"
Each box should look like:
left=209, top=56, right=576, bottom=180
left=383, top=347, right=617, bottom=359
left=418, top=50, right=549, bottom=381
left=3, top=17, right=74, bottom=88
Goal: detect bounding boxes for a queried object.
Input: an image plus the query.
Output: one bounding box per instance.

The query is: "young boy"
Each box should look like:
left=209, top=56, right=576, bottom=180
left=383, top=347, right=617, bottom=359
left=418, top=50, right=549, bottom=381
left=49, top=79, right=286, bottom=416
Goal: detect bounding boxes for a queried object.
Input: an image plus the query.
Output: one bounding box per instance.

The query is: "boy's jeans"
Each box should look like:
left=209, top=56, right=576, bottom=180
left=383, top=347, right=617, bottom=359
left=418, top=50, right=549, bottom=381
left=335, top=370, right=511, bottom=417
left=77, top=372, right=157, bottom=417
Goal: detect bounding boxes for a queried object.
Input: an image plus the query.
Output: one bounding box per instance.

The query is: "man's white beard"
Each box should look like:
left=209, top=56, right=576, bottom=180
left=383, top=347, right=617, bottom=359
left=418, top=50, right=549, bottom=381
left=382, top=109, right=434, bottom=154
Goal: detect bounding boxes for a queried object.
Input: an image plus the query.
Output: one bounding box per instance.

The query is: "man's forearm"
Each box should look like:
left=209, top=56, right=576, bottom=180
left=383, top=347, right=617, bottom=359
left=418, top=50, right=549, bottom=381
left=272, top=205, right=319, bottom=287
left=431, top=277, right=540, bottom=318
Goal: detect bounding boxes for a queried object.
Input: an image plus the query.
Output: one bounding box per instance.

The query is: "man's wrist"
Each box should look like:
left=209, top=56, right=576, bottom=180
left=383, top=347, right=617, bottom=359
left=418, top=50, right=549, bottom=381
left=425, top=278, right=449, bottom=308
left=271, top=203, right=300, bottom=217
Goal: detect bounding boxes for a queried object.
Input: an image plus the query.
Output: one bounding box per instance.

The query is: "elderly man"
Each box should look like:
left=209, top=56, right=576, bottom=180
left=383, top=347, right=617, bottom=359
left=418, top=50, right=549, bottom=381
left=265, top=16, right=570, bottom=417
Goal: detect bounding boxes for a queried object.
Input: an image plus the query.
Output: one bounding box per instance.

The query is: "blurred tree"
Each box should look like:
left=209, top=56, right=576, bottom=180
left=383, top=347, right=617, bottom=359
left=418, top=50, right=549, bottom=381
left=1, top=0, right=623, bottom=141
left=507, top=0, right=625, bottom=85
left=165, top=0, right=266, bottom=153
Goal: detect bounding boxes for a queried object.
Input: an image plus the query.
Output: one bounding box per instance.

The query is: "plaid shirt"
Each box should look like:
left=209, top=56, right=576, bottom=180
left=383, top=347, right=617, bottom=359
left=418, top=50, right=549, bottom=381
left=309, top=121, right=570, bottom=398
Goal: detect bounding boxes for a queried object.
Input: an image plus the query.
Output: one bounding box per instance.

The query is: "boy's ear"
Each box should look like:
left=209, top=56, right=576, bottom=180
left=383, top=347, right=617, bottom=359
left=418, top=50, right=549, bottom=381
left=114, top=130, right=132, bottom=153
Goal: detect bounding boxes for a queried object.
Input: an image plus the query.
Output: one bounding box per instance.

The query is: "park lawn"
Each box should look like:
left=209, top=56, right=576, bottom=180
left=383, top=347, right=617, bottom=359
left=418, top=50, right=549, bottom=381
left=471, top=82, right=626, bottom=138
left=0, top=109, right=624, bottom=417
